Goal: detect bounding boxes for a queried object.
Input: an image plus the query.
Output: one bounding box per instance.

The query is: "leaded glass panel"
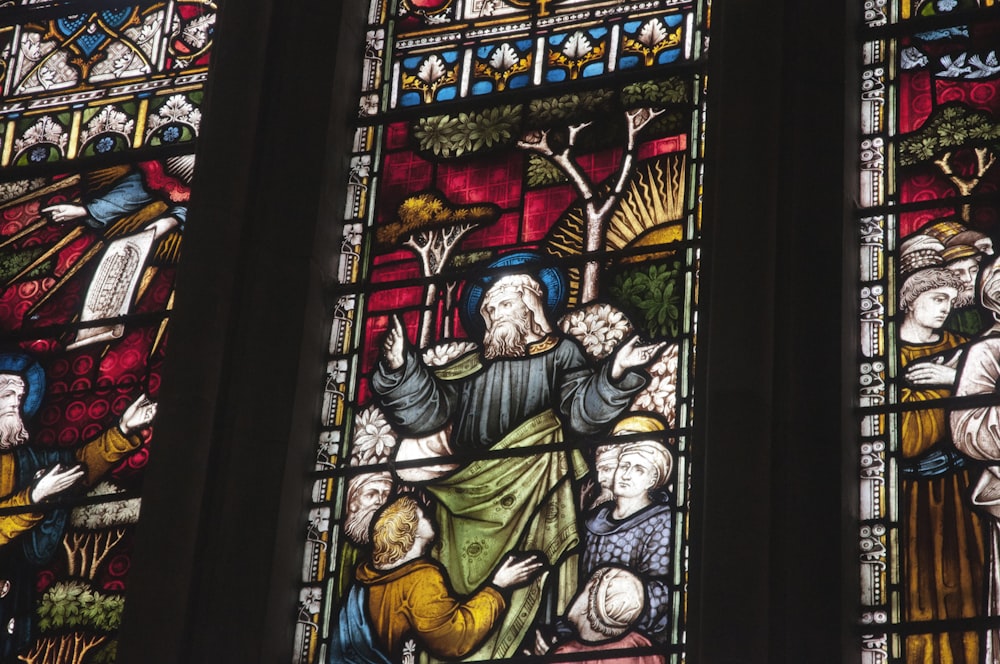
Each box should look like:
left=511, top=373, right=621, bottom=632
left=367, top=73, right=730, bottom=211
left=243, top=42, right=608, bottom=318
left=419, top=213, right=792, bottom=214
left=856, top=2, right=1000, bottom=661
left=298, top=1, right=708, bottom=663
left=0, top=0, right=214, bottom=661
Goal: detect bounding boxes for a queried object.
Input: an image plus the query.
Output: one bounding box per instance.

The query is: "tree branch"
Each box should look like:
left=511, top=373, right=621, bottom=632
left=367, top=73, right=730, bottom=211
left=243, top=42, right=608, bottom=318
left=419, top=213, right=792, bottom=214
left=625, top=107, right=665, bottom=149
left=934, top=151, right=954, bottom=176
left=567, top=122, right=592, bottom=148
left=975, top=146, right=996, bottom=177
left=516, top=129, right=553, bottom=155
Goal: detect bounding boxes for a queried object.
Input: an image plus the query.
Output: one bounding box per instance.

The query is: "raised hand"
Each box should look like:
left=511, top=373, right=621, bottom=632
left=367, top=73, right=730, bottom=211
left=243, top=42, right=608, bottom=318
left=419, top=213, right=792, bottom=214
left=490, top=553, right=544, bottom=589
left=610, top=335, right=667, bottom=380
left=119, top=394, right=157, bottom=435
left=383, top=315, right=407, bottom=371
left=31, top=464, right=84, bottom=503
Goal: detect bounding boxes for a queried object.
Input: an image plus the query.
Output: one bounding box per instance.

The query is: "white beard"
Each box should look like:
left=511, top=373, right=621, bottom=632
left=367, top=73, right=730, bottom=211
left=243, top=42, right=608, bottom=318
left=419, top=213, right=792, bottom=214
left=343, top=502, right=381, bottom=545
left=483, top=317, right=530, bottom=359
left=0, top=412, right=28, bottom=450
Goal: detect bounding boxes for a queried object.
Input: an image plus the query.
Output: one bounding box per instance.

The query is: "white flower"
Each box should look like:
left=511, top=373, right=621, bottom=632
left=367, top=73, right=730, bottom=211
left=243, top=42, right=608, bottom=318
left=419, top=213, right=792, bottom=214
left=0, top=178, right=45, bottom=204
left=181, top=13, right=215, bottom=49
left=423, top=341, right=478, bottom=366
left=299, top=587, right=323, bottom=615
left=308, top=507, right=330, bottom=534
left=350, top=405, right=397, bottom=466
left=365, top=29, right=385, bottom=56
left=631, top=344, right=679, bottom=428
left=559, top=304, right=633, bottom=360
left=359, top=94, right=380, bottom=117
left=69, top=482, right=142, bottom=529
left=159, top=95, right=196, bottom=123
left=562, top=32, right=594, bottom=59
left=418, top=55, right=449, bottom=84
left=489, top=44, right=521, bottom=72
left=638, top=19, right=669, bottom=47
left=402, top=640, right=417, bottom=664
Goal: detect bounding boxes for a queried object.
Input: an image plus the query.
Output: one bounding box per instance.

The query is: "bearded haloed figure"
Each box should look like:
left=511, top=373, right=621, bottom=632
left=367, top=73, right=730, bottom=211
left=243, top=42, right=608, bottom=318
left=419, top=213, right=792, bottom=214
left=0, top=353, right=156, bottom=660
left=896, top=265, right=985, bottom=664
left=372, top=255, right=663, bottom=660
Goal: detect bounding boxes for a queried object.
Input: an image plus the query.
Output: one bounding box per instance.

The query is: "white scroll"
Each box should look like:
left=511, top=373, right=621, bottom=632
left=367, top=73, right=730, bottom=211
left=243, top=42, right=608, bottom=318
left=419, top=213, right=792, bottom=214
left=67, top=229, right=156, bottom=349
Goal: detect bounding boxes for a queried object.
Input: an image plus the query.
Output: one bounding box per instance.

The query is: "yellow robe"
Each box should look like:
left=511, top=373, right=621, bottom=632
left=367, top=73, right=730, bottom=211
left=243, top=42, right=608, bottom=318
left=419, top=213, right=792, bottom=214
left=0, top=427, right=142, bottom=545
left=901, top=331, right=985, bottom=664
left=356, top=558, right=505, bottom=660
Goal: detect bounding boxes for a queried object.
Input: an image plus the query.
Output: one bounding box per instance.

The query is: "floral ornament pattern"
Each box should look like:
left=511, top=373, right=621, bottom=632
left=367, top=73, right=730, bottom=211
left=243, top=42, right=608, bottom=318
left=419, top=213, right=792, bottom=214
left=0, top=178, right=46, bottom=204
left=69, top=482, right=141, bottom=530
left=549, top=31, right=605, bottom=80
left=402, top=640, right=417, bottom=664
left=13, top=115, right=68, bottom=160
left=80, top=105, right=135, bottom=147
left=145, top=94, right=202, bottom=140
left=422, top=341, right=478, bottom=366
left=296, top=586, right=323, bottom=632
left=631, top=343, right=679, bottom=428
left=402, top=54, right=458, bottom=104
left=559, top=303, right=634, bottom=360
left=623, top=18, right=682, bottom=67
left=475, top=43, right=532, bottom=91
left=350, top=405, right=398, bottom=466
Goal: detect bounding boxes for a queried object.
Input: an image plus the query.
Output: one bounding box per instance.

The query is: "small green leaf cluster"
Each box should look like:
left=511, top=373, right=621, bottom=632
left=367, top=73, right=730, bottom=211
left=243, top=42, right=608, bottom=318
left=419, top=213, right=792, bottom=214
left=526, top=154, right=567, bottom=187
left=0, top=246, right=52, bottom=282
left=414, top=105, right=521, bottom=157
left=898, top=103, right=1000, bottom=166
left=36, top=581, right=124, bottom=633
left=90, top=639, right=118, bottom=664
left=611, top=261, right=683, bottom=338
left=528, top=90, right=616, bottom=125
left=622, top=77, right=688, bottom=106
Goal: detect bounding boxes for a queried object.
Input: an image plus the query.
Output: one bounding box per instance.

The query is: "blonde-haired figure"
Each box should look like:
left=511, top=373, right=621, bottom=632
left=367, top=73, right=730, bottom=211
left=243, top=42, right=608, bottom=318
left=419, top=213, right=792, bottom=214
left=330, top=496, right=543, bottom=663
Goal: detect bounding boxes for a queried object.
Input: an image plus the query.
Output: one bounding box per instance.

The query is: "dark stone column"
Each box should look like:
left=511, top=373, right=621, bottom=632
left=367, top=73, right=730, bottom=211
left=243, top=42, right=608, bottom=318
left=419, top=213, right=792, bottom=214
left=116, top=0, right=363, bottom=662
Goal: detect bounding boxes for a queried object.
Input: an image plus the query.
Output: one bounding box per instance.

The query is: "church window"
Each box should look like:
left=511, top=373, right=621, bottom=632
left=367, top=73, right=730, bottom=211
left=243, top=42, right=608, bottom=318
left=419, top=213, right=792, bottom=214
left=296, top=1, right=710, bottom=662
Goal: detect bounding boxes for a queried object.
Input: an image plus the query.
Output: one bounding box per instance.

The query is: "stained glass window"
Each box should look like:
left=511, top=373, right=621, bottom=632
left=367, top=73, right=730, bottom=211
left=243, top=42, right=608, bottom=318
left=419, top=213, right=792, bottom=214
left=0, top=1, right=214, bottom=662
left=297, top=1, right=709, bottom=663
left=855, top=1, right=1000, bottom=661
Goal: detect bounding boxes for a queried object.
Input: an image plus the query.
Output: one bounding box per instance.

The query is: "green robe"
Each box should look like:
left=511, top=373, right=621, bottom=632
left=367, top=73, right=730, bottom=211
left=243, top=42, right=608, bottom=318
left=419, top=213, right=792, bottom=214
left=372, top=336, right=645, bottom=658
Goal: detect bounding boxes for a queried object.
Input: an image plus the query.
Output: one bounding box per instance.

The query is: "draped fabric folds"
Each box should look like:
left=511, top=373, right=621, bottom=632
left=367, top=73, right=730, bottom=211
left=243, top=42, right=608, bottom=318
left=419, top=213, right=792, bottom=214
left=902, top=332, right=985, bottom=664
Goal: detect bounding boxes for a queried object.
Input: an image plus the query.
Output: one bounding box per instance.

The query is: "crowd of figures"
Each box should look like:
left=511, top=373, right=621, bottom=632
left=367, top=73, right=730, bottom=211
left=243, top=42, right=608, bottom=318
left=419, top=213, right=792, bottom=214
left=896, top=219, right=1000, bottom=663
left=330, top=262, right=677, bottom=664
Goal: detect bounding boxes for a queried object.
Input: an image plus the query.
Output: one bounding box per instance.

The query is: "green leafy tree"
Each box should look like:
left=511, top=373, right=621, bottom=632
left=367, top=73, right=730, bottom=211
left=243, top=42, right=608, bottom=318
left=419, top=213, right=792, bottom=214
left=413, top=105, right=521, bottom=158
left=898, top=103, right=1000, bottom=221
left=610, top=261, right=683, bottom=338
left=19, top=581, right=123, bottom=664
left=411, top=81, right=689, bottom=304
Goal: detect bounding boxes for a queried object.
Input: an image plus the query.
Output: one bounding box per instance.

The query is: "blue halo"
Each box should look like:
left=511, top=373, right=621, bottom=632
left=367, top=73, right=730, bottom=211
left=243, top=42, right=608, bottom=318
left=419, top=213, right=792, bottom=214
left=460, top=251, right=568, bottom=337
left=0, top=353, right=45, bottom=418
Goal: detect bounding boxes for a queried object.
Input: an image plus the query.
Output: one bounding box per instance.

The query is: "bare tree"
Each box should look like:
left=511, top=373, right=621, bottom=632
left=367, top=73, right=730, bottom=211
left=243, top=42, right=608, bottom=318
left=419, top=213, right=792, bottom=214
left=376, top=192, right=499, bottom=346
left=517, top=108, right=664, bottom=303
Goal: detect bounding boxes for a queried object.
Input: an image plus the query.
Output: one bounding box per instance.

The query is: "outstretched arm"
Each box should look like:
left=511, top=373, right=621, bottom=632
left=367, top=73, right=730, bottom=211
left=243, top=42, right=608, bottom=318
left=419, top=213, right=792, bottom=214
left=611, top=336, right=667, bottom=381
left=372, top=316, right=455, bottom=436
left=74, top=394, right=154, bottom=486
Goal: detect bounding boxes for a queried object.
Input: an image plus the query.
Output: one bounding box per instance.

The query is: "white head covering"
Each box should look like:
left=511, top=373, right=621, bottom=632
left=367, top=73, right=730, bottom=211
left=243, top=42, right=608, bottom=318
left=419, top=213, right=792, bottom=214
left=589, top=567, right=645, bottom=636
left=618, top=440, right=673, bottom=491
